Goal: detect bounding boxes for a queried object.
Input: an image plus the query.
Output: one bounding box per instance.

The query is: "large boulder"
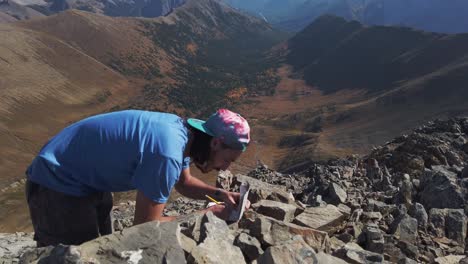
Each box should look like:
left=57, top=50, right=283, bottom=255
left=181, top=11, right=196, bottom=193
left=239, top=212, right=330, bottom=252
left=323, top=183, right=348, bottom=205
left=21, top=221, right=186, bottom=263
left=189, top=237, right=246, bottom=264
left=293, top=204, right=346, bottom=233
left=0, top=232, right=35, bottom=263
left=428, top=208, right=467, bottom=247
left=231, top=174, right=295, bottom=204
left=418, top=166, right=465, bottom=210
left=333, top=242, right=384, bottom=264
left=251, top=200, right=299, bottom=223
left=256, top=237, right=316, bottom=264
left=390, top=214, right=418, bottom=244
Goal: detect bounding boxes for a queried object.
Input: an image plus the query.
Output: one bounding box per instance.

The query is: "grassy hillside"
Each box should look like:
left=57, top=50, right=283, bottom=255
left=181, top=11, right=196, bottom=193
left=287, top=15, right=468, bottom=94
left=268, top=15, right=468, bottom=170
left=0, top=0, right=286, bottom=190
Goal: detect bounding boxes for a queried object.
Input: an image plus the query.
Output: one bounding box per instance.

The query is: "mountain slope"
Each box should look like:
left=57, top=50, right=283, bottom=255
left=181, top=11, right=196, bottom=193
left=0, top=22, right=132, bottom=193
left=0, top=0, right=283, bottom=191
left=0, top=0, right=44, bottom=22
left=264, top=15, right=468, bottom=169
left=224, top=0, right=468, bottom=33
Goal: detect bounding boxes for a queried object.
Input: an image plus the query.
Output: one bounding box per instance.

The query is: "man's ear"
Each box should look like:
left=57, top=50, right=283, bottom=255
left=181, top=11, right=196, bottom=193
left=210, top=137, right=221, bottom=150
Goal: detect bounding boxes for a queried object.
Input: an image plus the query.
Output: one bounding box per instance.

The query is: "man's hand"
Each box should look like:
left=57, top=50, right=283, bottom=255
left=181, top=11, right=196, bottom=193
left=218, top=190, right=251, bottom=211
left=218, top=190, right=239, bottom=208
left=206, top=204, right=231, bottom=220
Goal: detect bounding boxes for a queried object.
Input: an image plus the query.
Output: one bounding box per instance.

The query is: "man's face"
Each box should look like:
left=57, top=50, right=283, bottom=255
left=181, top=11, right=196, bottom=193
left=195, top=138, right=243, bottom=173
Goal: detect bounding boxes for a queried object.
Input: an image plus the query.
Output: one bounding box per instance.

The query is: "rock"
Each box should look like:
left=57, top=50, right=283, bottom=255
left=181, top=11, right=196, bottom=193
left=360, top=224, right=384, bottom=254
left=462, top=166, right=468, bottom=178
left=256, top=236, right=316, bottom=264
left=293, top=205, right=345, bottom=233
left=397, top=240, right=419, bottom=260
left=408, top=203, right=428, bottom=229
left=199, top=212, right=233, bottom=243
left=21, top=221, right=186, bottom=264
left=446, top=210, right=467, bottom=247
left=366, top=199, right=395, bottom=217
left=29, top=244, right=83, bottom=264
left=217, top=170, right=234, bottom=190
left=361, top=212, right=383, bottom=223
left=0, top=232, right=35, bottom=262
left=180, top=232, right=197, bottom=254
left=329, top=236, right=346, bottom=251
left=434, top=255, right=466, bottom=264
left=189, top=237, right=246, bottom=264
left=315, top=251, right=349, bottom=264
left=234, top=233, right=264, bottom=262
left=240, top=212, right=330, bottom=252
left=419, top=166, right=465, bottom=210
left=337, top=204, right=352, bottom=216
left=391, top=214, right=418, bottom=243
left=251, top=200, right=298, bottom=222
left=398, top=257, right=418, bottom=264
left=232, top=175, right=294, bottom=204
left=324, top=183, right=347, bottom=205
left=333, top=242, right=384, bottom=264
left=428, top=208, right=467, bottom=247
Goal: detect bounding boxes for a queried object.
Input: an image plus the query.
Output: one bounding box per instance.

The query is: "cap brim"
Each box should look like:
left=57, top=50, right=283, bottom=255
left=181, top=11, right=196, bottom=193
left=187, top=118, right=214, bottom=136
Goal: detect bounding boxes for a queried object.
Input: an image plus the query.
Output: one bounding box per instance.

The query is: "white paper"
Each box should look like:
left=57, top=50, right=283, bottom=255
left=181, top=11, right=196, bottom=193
left=228, top=182, right=250, bottom=222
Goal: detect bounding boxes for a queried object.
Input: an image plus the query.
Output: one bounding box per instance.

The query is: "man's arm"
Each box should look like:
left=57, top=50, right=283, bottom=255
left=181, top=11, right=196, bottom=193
left=134, top=190, right=232, bottom=224
left=133, top=190, right=176, bottom=225
left=175, top=168, right=240, bottom=206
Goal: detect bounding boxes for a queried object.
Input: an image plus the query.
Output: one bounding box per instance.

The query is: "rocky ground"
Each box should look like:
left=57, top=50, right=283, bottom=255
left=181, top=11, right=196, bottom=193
left=1, top=117, right=468, bottom=263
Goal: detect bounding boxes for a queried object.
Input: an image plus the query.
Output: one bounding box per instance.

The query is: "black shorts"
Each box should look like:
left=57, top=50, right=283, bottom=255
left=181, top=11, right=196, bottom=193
left=25, top=179, right=114, bottom=247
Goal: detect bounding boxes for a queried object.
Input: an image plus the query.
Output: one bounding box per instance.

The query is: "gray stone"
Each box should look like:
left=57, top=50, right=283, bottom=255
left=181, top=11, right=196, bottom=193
left=189, top=237, right=246, bottom=264
left=391, top=215, right=418, bottom=243
left=429, top=208, right=467, bottom=246
left=361, top=212, right=383, bottom=223
left=315, top=251, right=349, bottom=264
left=252, top=200, right=298, bottom=222
left=234, top=233, right=263, bottom=262
left=324, top=183, right=347, bottom=205
left=419, top=167, right=465, bottom=210
left=293, top=205, right=345, bottom=233
left=233, top=175, right=294, bottom=204
left=257, top=237, right=316, bottom=264
left=361, top=224, right=384, bottom=254
left=0, top=233, right=36, bottom=262
left=333, top=242, right=384, bottom=264
left=337, top=204, right=352, bottom=216
left=180, top=233, right=197, bottom=254
left=397, top=240, right=419, bottom=260
left=446, top=209, right=467, bottom=247
left=200, top=212, right=232, bottom=243
left=366, top=200, right=395, bottom=217
left=22, top=221, right=186, bottom=264
left=408, top=203, right=428, bottom=229
left=398, top=257, right=418, bottom=264
left=240, top=212, right=330, bottom=252
left=434, top=255, right=466, bottom=264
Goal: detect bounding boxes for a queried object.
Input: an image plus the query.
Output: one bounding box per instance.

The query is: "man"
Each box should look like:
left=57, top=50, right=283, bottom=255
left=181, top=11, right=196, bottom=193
left=25, top=108, right=250, bottom=247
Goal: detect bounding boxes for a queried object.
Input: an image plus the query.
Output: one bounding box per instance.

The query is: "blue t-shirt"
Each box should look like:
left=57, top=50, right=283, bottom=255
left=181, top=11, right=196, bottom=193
left=26, top=110, right=191, bottom=203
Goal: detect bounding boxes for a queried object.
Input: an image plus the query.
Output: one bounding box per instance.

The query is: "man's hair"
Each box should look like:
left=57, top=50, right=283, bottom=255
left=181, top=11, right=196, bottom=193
left=187, top=124, right=231, bottom=165
left=188, top=125, right=213, bottom=165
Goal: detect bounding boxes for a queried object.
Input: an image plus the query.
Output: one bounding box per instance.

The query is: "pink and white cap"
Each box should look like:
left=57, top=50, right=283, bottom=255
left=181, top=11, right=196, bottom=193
left=187, top=109, right=250, bottom=151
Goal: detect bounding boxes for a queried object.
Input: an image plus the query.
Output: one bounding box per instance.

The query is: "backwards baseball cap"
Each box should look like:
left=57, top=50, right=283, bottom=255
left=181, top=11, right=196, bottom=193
left=187, top=109, right=250, bottom=151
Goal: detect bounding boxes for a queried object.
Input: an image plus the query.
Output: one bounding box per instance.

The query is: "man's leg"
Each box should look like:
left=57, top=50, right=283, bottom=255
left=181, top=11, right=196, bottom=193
left=96, top=192, right=114, bottom=236
left=26, top=180, right=101, bottom=246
